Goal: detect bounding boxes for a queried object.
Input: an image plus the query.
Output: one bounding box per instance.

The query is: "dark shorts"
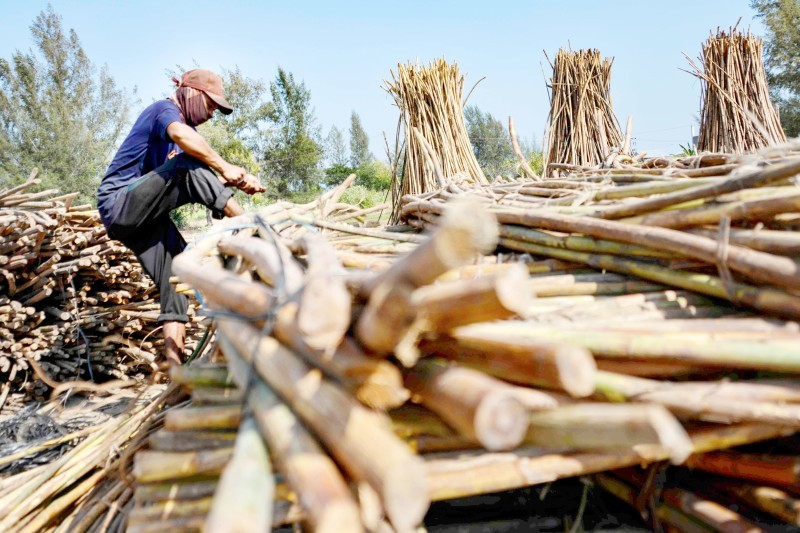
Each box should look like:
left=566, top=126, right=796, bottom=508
left=104, top=154, right=233, bottom=323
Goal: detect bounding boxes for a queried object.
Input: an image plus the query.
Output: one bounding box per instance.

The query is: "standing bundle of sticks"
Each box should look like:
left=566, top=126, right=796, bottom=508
left=543, top=48, right=624, bottom=175
left=691, top=27, right=786, bottom=154
left=384, top=58, right=488, bottom=222
left=0, top=177, right=204, bottom=410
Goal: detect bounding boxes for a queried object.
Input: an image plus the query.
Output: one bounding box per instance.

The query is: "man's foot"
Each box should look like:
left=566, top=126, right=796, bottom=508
left=162, top=320, right=186, bottom=366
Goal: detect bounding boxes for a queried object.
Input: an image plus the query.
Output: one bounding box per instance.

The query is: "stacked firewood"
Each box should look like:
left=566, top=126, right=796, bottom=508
left=690, top=26, right=786, bottom=154
left=124, top=147, right=800, bottom=530
left=0, top=177, right=204, bottom=410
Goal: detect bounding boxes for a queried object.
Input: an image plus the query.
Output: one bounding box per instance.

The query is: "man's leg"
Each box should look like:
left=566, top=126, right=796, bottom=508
left=162, top=321, right=186, bottom=366
left=109, top=154, right=235, bottom=238
left=223, top=195, right=245, bottom=217
left=123, top=218, right=190, bottom=365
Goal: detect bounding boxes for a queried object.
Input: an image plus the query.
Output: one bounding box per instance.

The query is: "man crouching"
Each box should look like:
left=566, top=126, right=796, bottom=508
left=97, top=68, right=264, bottom=366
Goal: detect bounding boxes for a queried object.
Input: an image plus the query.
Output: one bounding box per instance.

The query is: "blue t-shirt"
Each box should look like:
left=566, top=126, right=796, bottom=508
left=97, top=100, right=183, bottom=225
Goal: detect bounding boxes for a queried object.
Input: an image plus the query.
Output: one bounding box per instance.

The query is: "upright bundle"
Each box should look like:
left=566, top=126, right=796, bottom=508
left=544, top=48, right=623, bottom=173
left=693, top=27, right=786, bottom=153
left=384, top=58, right=488, bottom=221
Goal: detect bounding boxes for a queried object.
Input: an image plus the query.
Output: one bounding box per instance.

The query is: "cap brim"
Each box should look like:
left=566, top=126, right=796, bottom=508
left=206, top=92, right=233, bottom=115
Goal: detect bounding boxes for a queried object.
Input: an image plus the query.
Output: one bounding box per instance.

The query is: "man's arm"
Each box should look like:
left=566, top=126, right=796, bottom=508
left=166, top=121, right=257, bottom=188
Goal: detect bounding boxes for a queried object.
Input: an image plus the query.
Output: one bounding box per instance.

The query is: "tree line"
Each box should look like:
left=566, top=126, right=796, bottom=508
left=3, top=5, right=796, bottom=206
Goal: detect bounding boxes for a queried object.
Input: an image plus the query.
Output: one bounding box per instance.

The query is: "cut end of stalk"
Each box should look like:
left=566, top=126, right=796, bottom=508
left=495, top=262, right=535, bottom=317
left=438, top=198, right=499, bottom=262
left=474, top=392, right=528, bottom=451
left=297, top=278, right=351, bottom=351
left=555, top=345, right=598, bottom=398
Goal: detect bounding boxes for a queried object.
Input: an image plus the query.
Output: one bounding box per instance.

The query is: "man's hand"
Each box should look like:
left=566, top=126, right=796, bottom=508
left=237, top=174, right=266, bottom=194
left=220, top=162, right=248, bottom=187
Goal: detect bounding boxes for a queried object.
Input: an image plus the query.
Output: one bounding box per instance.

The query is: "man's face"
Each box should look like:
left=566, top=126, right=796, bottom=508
left=203, top=93, right=219, bottom=115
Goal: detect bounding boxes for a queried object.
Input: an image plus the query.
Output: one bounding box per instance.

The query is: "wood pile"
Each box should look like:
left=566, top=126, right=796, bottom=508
left=384, top=58, right=489, bottom=222
left=543, top=48, right=625, bottom=175
left=126, top=146, right=800, bottom=530
left=690, top=27, right=786, bottom=154
left=0, top=176, right=204, bottom=412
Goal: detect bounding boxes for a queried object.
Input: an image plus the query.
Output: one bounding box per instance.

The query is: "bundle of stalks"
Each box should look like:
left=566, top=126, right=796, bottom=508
left=384, top=58, right=488, bottom=222
left=691, top=27, right=786, bottom=154
left=398, top=141, right=800, bottom=323
left=0, top=178, right=210, bottom=409
left=0, top=383, right=177, bottom=532
left=132, top=160, right=800, bottom=530
left=543, top=48, right=624, bottom=175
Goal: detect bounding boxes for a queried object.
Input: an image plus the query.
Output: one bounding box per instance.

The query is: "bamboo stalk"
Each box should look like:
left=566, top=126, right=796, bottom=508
left=404, top=360, right=529, bottom=451
left=525, top=403, right=693, bottom=464
left=715, top=482, right=800, bottom=525
left=163, top=405, right=243, bottom=432
left=356, top=198, right=497, bottom=357
left=595, top=371, right=800, bottom=426
left=686, top=451, right=800, bottom=488
left=420, top=328, right=596, bottom=398
left=596, top=155, right=800, bottom=220
left=205, top=416, right=274, bottom=533
left=220, top=335, right=363, bottom=533
left=424, top=423, right=793, bottom=501
left=410, top=262, right=531, bottom=332
left=216, top=317, right=429, bottom=531
left=495, top=209, right=800, bottom=291
left=132, top=449, right=234, bottom=483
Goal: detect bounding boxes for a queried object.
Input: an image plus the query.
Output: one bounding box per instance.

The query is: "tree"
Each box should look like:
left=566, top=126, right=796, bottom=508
left=0, top=6, right=134, bottom=201
left=349, top=111, right=372, bottom=167
left=324, top=125, right=348, bottom=167
left=751, top=0, right=800, bottom=136
left=463, top=105, right=516, bottom=177
left=261, top=68, right=322, bottom=195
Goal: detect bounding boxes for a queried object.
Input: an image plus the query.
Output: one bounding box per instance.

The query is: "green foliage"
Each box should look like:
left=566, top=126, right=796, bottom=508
left=339, top=185, right=388, bottom=209
left=323, top=162, right=354, bottom=187
left=528, top=149, right=544, bottom=176
left=349, top=111, right=372, bottom=167
left=324, top=125, right=348, bottom=166
left=751, top=0, right=800, bottom=136
left=463, top=105, right=517, bottom=177
left=0, top=6, right=133, bottom=201
left=261, top=68, right=322, bottom=195
left=678, top=143, right=697, bottom=156
left=355, top=160, right=392, bottom=191
left=322, top=159, right=391, bottom=191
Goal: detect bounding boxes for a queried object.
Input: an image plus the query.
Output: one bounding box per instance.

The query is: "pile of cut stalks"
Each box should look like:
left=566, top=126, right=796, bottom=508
left=0, top=176, right=205, bottom=411
left=125, top=142, right=800, bottom=532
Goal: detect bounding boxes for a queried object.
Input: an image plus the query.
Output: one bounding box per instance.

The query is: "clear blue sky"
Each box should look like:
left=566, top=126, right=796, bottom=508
left=1, top=0, right=763, bottom=158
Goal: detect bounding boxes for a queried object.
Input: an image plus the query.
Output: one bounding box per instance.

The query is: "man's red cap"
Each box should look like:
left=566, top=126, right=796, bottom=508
left=176, top=69, right=233, bottom=115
